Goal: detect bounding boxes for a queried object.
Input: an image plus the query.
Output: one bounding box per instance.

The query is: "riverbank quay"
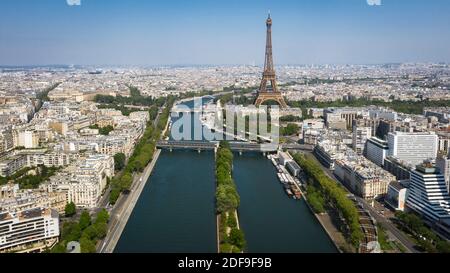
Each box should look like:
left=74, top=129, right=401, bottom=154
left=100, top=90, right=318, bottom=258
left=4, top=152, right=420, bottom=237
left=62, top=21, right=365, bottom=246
left=290, top=152, right=364, bottom=252
left=99, top=149, right=162, bottom=253
left=98, top=99, right=175, bottom=253
left=268, top=151, right=344, bottom=253
left=302, top=195, right=348, bottom=253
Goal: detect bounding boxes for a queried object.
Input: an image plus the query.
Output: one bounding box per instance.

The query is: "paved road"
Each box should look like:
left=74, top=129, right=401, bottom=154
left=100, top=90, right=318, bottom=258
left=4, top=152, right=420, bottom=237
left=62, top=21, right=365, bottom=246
left=96, top=109, right=165, bottom=253
left=294, top=150, right=419, bottom=253
left=355, top=196, right=418, bottom=253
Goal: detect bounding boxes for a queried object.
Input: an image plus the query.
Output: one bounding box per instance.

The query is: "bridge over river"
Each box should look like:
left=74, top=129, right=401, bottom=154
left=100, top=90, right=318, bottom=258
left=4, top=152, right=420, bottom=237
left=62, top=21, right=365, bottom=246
left=156, top=140, right=314, bottom=153
left=115, top=97, right=335, bottom=253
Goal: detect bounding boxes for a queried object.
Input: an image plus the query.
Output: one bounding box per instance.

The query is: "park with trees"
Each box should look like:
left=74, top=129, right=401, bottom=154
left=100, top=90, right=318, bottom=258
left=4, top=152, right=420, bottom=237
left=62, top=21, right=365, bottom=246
left=0, top=165, right=61, bottom=189
left=51, top=209, right=110, bottom=253
left=280, top=123, right=300, bottom=136
left=288, top=97, right=450, bottom=116
left=95, top=85, right=166, bottom=108
left=89, top=124, right=114, bottom=136
left=215, top=141, right=247, bottom=253
left=394, top=211, right=450, bottom=253
left=292, top=153, right=363, bottom=247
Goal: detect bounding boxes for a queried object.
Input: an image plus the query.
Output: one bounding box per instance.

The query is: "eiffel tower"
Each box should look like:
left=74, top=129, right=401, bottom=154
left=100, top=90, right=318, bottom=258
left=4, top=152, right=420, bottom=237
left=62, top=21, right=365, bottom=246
left=254, top=13, right=288, bottom=108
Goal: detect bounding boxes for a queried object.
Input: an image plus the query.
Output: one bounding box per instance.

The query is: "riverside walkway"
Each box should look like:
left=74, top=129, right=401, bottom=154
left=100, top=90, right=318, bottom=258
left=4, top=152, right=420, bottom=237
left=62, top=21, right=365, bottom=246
left=99, top=149, right=162, bottom=253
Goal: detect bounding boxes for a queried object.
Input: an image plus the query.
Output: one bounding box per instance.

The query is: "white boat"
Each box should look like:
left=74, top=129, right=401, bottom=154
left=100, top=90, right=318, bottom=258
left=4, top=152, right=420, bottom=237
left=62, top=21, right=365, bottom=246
left=285, top=189, right=293, bottom=196
left=271, top=158, right=277, bottom=166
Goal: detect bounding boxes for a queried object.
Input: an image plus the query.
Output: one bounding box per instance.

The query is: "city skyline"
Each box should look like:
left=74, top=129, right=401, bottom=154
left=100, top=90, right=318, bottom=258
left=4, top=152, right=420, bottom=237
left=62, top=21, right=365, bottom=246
left=1, top=0, right=450, bottom=66
left=1, top=0, right=450, bottom=257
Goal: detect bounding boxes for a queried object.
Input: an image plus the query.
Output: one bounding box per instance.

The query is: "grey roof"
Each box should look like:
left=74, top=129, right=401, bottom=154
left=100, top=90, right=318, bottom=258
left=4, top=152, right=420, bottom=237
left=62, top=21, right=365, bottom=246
left=389, top=181, right=406, bottom=191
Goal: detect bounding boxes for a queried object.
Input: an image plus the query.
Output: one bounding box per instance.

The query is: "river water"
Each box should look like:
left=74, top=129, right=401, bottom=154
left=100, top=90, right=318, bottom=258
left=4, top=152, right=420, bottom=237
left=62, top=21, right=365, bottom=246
left=115, top=98, right=336, bottom=253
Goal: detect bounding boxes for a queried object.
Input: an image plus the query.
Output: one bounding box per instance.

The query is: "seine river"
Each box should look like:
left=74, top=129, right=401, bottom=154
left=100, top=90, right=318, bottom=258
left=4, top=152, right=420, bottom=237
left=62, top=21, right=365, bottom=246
left=115, top=98, right=337, bottom=253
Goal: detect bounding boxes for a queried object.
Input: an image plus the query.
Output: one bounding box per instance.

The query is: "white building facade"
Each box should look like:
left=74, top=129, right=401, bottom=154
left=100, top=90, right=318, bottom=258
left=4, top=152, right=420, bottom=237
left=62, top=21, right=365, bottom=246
left=406, top=164, right=450, bottom=223
left=366, top=137, right=389, bottom=167
left=0, top=208, right=60, bottom=253
left=387, top=132, right=439, bottom=166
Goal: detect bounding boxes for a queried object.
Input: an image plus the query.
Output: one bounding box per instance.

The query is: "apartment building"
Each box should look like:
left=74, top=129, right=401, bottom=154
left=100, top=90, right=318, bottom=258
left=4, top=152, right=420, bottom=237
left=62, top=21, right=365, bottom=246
left=44, top=154, right=114, bottom=208
left=0, top=207, right=60, bottom=253
left=352, top=124, right=372, bottom=155
left=0, top=183, right=67, bottom=214
left=334, top=157, right=395, bottom=200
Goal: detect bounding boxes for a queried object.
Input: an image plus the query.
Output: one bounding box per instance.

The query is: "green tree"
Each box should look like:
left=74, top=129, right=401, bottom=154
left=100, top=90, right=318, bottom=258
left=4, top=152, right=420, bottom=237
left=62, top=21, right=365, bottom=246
left=113, top=153, right=126, bottom=171
left=51, top=243, right=67, bottom=253
left=229, top=228, right=246, bottom=250
left=64, top=202, right=76, bottom=217
left=61, top=221, right=82, bottom=243
left=95, top=209, right=110, bottom=224
left=79, top=211, right=91, bottom=231
left=120, top=172, right=133, bottom=191
left=82, top=225, right=98, bottom=240
left=216, top=185, right=240, bottom=213
left=292, top=153, right=363, bottom=246
left=281, top=123, right=300, bottom=136
left=436, top=240, right=450, bottom=253
left=220, top=243, right=233, bottom=253
left=80, top=236, right=96, bottom=253
left=109, top=187, right=121, bottom=205
left=227, top=213, right=238, bottom=228
left=93, top=222, right=108, bottom=239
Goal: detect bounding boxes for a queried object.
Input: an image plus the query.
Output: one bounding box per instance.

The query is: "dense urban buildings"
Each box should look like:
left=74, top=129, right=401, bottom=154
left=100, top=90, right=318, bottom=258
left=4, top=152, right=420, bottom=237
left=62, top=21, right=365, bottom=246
left=0, top=61, right=449, bottom=253
left=0, top=207, right=60, bottom=253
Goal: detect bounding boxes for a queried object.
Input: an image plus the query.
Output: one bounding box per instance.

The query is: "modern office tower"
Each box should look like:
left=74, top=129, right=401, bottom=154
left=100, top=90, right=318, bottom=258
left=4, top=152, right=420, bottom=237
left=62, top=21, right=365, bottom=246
left=352, top=122, right=372, bottom=155
left=366, top=137, right=389, bottom=167
left=406, top=163, right=450, bottom=227
left=436, top=151, right=450, bottom=193
left=0, top=207, right=60, bottom=253
left=387, top=132, right=439, bottom=166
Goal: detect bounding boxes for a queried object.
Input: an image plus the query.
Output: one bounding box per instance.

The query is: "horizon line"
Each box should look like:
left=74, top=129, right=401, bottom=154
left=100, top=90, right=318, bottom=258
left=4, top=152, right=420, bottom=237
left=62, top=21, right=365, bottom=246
left=1, top=62, right=449, bottom=68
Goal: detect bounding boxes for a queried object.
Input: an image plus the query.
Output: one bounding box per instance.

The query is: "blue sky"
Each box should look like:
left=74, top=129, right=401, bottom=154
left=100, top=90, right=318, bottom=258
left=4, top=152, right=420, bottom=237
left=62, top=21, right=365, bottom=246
left=0, top=0, right=449, bottom=65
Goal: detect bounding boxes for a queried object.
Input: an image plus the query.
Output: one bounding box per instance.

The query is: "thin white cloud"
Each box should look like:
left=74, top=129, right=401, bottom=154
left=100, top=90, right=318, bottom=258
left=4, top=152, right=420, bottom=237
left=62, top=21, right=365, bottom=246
left=367, top=0, right=381, bottom=6
left=67, top=0, right=81, bottom=6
